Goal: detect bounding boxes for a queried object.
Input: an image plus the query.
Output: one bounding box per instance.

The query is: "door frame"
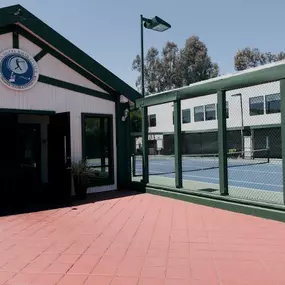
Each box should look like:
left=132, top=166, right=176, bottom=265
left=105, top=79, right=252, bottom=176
left=81, top=113, right=115, bottom=186
left=48, top=111, right=72, bottom=204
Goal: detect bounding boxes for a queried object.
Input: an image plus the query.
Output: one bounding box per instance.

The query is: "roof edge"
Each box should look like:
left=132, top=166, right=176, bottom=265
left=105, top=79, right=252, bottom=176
left=0, top=4, right=142, bottom=101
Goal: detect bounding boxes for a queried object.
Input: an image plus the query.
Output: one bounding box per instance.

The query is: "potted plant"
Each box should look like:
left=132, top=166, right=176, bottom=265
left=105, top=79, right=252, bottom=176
left=71, top=160, right=95, bottom=200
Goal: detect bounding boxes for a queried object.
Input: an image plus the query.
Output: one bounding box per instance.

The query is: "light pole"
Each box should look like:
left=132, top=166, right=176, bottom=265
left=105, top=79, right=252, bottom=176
left=232, top=93, right=244, bottom=155
left=140, top=15, right=171, bottom=183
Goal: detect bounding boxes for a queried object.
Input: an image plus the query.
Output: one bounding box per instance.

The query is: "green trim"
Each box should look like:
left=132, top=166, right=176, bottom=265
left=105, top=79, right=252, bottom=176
left=173, top=100, right=182, bottom=188
left=280, top=80, right=285, bottom=205
left=145, top=186, right=285, bottom=223
left=34, top=49, right=47, bottom=62
left=116, top=97, right=131, bottom=189
left=0, top=24, right=13, bottom=35
left=144, top=183, right=285, bottom=211
left=142, top=107, right=149, bottom=183
left=0, top=108, right=55, bottom=115
left=0, top=5, right=141, bottom=102
left=81, top=113, right=115, bottom=187
left=16, top=26, right=115, bottom=96
left=136, top=64, right=285, bottom=108
left=12, top=30, right=19, bottom=48
left=217, top=90, right=228, bottom=195
left=38, top=75, right=114, bottom=102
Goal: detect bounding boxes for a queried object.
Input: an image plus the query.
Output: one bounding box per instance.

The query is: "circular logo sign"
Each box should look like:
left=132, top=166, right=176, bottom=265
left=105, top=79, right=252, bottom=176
left=0, top=49, right=39, bottom=91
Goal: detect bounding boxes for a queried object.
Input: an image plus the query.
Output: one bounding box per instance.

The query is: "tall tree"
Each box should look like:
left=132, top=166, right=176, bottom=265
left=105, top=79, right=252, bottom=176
left=234, top=47, right=285, bottom=71
left=132, top=36, right=219, bottom=96
left=132, top=47, right=162, bottom=95
left=179, top=36, right=219, bottom=85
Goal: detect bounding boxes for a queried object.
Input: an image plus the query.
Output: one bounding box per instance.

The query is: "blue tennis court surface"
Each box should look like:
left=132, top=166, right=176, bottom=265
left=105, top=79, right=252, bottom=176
left=134, top=156, right=283, bottom=192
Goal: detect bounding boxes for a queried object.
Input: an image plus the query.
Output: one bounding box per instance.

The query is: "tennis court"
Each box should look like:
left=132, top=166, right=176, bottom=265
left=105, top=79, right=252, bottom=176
left=133, top=150, right=283, bottom=193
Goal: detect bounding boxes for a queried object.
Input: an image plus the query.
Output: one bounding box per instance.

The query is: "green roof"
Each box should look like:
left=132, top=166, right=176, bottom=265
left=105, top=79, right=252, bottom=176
left=0, top=4, right=141, bottom=101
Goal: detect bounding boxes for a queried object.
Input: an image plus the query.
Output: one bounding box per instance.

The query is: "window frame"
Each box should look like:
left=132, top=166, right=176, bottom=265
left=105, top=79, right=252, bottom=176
left=148, top=114, right=157, bottom=127
left=81, top=113, right=114, bottom=186
left=194, top=105, right=204, bottom=122
left=182, top=108, right=191, bottom=124
left=265, top=93, right=281, bottom=114
left=205, top=103, right=216, bottom=121
left=249, top=96, right=265, bottom=116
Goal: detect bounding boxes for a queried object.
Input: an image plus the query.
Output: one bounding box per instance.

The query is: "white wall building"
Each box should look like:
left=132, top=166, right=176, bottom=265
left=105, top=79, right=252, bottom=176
left=0, top=4, right=140, bottom=205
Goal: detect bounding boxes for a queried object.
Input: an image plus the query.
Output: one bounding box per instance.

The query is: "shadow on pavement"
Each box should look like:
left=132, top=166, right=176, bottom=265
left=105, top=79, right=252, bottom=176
left=0, top=189, right=142, bottom=217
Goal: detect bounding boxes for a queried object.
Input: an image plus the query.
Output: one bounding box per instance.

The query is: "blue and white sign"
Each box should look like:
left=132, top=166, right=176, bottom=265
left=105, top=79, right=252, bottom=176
left=0, top=49, right=39, bottom=91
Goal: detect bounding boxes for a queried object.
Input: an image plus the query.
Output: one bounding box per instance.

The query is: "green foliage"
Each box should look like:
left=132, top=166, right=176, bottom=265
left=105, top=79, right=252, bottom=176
left=234, top=48, right=285, bottom=71
left=130, top=109, right=142, bottom=132
left=71, top=160, right=96, bottom=179
left=132, top=36, right=219, bottom=96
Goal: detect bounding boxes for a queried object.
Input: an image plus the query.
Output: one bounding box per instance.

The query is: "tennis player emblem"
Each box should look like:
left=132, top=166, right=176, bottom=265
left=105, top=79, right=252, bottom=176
left=0, top=49, right=39, bottom=90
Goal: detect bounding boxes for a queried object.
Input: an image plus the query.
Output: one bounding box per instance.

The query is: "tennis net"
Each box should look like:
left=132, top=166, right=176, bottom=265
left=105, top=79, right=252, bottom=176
left=132, top=148, right=270, bottom=176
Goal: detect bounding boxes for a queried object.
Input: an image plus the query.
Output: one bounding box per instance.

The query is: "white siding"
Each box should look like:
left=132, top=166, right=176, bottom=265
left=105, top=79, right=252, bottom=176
left=0, top=33, right=110, bottom=95
left=40, top=54, right=109, bottom=94
left=19, top=35, right=41, bottom=56
left=0, top=32, right=117, bottom=192
left=148, top=81, right=281, bottom=133
left=0, top=33, right=13, bottom=52
left=0, top=82, right=117, bottom=192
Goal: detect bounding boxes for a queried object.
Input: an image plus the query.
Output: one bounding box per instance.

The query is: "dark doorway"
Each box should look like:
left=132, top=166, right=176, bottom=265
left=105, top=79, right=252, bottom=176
left=18, top=124, right=42, bottom=187
left=48, top=112, right=71, bottom=205
left=0, top=114, right=42, bottom=207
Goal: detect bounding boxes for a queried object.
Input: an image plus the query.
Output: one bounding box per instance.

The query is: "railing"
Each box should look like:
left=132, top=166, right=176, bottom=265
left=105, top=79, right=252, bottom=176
left=131, top=60, right=285, bottom=207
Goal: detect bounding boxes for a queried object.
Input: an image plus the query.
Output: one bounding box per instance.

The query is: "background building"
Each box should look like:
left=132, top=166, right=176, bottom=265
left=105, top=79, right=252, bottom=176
left=136, top=81, right=281, bottom=158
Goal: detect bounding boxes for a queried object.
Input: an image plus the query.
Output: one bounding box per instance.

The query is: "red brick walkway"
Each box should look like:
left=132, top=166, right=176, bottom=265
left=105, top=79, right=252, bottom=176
left=0, top=193, right=285, bottom=285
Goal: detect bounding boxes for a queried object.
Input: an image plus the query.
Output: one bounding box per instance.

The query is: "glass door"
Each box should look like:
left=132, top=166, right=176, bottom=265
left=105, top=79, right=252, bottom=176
left=18, top=124, right=42, bottom=188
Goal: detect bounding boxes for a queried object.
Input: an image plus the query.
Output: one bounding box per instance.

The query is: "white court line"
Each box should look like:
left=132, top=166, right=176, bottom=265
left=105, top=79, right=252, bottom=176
left=137, top=168, right=282, bottom=188
left=144, top=161, right=282, bottom=175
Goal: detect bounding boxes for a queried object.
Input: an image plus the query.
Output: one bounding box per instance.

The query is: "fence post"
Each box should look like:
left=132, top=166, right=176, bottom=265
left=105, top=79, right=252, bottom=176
left=217, top=90, right=229, bottom=195
left=132, top=154, right=136, bottom=177
left=173, top=100, right=183, bottom=188
left=142, top=107, right=149, bottom=183
left=280, top=80, right=285, bottom=204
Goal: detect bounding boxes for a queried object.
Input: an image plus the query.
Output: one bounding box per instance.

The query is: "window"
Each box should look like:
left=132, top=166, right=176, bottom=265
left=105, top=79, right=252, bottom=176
left=194, top=106, right=204, bottom=122
left=205, top=104, right=216, bottom=121
left=148, top=114, right=156, bottom=127
left=182, top=109, right=191, bottom=124
left=82, top=114, right=113, bottom=184
left=266, top=93, right=280, bottom=114
left=249, top=96, right=264, bottom=116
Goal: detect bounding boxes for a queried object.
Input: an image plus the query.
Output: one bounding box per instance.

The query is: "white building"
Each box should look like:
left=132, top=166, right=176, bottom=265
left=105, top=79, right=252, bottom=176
left=142, top=80, right=281, bottom=158
left=0, top=4, right=140, bottom=205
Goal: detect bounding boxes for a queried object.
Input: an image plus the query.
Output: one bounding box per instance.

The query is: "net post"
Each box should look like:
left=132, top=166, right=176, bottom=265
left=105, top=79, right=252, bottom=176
left=280, top=80, right=285, bottom=205
left=174, top=100, right=183, bottom=188
left=217, top=90, right=229, bottom=196
left=265, top=136, right=270, bottom=163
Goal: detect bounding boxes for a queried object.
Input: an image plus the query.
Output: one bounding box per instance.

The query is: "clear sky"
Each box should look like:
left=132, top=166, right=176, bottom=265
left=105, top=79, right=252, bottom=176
left=1, top=0, right=285, bottom=89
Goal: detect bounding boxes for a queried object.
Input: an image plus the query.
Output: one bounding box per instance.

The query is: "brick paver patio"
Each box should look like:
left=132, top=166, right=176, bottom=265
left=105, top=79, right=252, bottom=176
left=0, top=192, right=285, bottom=285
